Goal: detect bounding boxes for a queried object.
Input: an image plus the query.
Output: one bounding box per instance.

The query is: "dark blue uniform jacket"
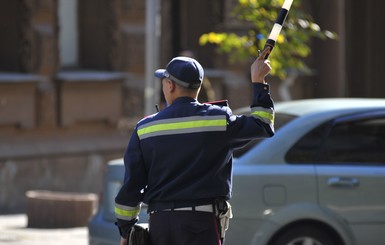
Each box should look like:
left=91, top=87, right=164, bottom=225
left=115, top=83, right=274, bottom=231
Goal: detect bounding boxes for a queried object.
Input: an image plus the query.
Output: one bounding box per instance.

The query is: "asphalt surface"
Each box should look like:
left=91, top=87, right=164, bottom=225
left=0, top=214, right=88, bottom=245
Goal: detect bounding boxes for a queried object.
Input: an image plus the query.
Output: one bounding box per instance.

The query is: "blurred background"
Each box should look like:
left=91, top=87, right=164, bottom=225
left=0, top=0, right=384, bottom=215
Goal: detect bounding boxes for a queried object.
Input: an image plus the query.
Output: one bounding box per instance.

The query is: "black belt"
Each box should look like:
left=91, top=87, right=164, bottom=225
left=149, top=204, right=214, bottom=214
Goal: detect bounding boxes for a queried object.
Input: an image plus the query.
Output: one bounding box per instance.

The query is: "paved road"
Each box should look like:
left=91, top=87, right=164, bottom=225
left=0, top=214, right=88, bottom=245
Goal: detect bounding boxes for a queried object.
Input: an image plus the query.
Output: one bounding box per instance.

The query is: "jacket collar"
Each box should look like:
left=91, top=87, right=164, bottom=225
left=170, top=96, right=197, bottom=105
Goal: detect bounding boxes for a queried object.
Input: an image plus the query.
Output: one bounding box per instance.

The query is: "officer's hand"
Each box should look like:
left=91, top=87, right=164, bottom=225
left=251, top=48, right=272, bottom=83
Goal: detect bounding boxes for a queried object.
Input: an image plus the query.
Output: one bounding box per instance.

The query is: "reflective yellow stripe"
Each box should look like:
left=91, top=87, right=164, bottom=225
left=137, top=119, right=226, bottom=138
left=114, top=206, right=140, bottom=219
left=251, top=111, right=274, bottom=121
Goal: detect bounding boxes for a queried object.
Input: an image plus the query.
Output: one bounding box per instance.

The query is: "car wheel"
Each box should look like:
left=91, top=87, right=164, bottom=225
left=270, top=225, right=336, bottom=245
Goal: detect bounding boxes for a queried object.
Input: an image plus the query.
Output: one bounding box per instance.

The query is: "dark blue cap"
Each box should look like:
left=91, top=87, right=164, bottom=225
left=154, top=56, right=204, bottom=89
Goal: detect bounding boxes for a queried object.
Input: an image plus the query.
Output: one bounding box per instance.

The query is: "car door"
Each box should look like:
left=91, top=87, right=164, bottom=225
left=314, top=110, right=385, bottom=245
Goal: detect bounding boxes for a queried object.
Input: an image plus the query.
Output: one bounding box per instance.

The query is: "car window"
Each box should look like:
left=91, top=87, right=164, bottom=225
left=319, top=117, right=385, bottom=164
left=285, top=122, right=330, bottom=163
left=286, top=113, right=385, bottom=165
left=233, top=113, right=297, bottom=157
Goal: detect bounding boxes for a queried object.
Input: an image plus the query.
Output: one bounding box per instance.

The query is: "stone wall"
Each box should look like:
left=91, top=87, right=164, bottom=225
left=0, top=0, right=145, bottom=214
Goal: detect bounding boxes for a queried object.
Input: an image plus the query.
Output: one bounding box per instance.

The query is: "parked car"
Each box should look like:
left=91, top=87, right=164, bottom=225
left=88, top=98, right=385, bottom=245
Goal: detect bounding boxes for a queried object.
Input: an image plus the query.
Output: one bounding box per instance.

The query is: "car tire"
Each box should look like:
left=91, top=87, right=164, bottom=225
left=270, top=225, right=337, bottom=245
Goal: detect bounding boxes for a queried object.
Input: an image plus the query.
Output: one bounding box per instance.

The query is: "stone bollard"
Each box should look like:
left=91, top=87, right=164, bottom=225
left=26, top=190, right=98, bottom=228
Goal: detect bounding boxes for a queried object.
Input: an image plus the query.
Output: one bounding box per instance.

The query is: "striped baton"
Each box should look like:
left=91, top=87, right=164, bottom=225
left=263, top=0, right=293, bottom=59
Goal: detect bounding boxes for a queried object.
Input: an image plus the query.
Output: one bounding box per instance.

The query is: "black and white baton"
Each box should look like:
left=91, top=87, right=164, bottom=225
left=262, top=0, right=293, bottom=59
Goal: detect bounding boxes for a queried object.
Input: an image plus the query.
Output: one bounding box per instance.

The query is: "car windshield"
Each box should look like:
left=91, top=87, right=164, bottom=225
left=233, top=113, right=297, bottom=157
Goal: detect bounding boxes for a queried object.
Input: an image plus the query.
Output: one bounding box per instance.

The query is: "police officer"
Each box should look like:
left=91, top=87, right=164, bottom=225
left=115, top=48, right=274, bottom=245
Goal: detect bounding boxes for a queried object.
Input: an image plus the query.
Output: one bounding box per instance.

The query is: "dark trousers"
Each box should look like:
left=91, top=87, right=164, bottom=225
left=149, top=211, right=221, bottom=245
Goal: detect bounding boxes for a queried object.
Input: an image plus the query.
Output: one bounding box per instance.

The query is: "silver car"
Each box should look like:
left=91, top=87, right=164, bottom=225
left=88, top=98, right=385, bottom=245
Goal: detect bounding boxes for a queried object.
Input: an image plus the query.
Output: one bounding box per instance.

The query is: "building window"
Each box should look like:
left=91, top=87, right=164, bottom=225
left=0, top=1, right=21, bottom=72
left=58, top=0, right=79, bottom=69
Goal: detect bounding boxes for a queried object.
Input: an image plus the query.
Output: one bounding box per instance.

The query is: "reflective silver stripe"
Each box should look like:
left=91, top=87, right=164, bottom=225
left=115, top=203, right=141, bottom=221
left=251, top=106, right=274, bottom=126
left=137, top=115, right=227, bottom=140
left=169, top=74, right=201, bottom=89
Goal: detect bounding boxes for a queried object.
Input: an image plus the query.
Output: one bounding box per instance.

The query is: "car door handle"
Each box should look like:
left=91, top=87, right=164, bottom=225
left=327, top=177, right=359, bottom=188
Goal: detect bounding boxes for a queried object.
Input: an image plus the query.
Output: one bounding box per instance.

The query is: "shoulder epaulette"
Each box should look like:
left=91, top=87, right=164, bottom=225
left=204, top=100, right=229, bottom=107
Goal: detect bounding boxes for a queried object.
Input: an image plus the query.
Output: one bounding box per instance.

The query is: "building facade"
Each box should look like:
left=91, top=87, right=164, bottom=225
left=0, top=0, right=384, bottom=213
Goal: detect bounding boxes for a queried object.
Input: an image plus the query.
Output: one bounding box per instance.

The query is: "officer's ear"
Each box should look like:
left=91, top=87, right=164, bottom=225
left=167, top=79, right=176, bottom=93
